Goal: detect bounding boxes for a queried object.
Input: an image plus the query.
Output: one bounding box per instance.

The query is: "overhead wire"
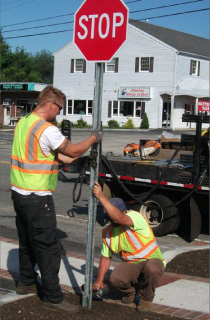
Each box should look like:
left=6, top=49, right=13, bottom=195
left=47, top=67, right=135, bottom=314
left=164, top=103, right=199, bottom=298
left=1, top=0, right=207, bottom=28
left=2, top=0, right=207, bottom=34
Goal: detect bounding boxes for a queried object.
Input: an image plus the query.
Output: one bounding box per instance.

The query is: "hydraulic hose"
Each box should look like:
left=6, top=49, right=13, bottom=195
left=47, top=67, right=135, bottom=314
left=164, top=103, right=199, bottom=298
left=100, top=152, right=207, bottom=210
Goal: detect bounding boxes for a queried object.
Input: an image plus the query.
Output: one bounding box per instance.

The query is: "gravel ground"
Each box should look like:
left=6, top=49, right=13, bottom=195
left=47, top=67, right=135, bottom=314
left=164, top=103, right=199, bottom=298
left=1, top=249, right=209, bottom=320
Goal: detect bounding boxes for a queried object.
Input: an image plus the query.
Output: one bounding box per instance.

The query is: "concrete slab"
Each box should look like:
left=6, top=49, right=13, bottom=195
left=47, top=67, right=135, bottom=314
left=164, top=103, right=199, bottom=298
left=154, top=279, right=209, bottom=313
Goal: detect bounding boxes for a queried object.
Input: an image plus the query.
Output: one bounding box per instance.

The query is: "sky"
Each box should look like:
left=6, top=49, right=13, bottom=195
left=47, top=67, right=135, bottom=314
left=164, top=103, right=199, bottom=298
left=0, top=0, right=209, bottom=55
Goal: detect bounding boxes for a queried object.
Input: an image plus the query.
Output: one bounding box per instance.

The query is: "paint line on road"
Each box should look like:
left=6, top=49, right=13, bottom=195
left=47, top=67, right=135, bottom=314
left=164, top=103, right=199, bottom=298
left=0, top=161, right=10, bottom=164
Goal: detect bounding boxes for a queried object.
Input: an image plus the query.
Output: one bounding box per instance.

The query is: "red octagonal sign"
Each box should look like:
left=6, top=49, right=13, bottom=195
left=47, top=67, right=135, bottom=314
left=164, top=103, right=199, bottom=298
left=74, top=0, right=129, bottom=61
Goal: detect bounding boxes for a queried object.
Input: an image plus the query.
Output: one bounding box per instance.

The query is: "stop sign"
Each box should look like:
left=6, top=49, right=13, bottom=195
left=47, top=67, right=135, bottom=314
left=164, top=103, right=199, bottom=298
left=74, top=0, right=128, bottom=61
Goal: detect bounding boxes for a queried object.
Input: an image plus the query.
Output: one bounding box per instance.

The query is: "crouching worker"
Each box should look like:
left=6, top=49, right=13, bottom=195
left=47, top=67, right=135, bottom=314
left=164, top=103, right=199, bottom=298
left=92, top=181, right=166, bottom=313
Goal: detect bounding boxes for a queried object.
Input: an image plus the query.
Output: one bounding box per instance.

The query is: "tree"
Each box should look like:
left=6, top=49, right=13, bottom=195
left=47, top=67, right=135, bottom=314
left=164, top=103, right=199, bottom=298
left=0, top=32, right=53, bottom=83
left=33, top=50, right=54, bottom=83
left=140, top=112, right=149, bottom=129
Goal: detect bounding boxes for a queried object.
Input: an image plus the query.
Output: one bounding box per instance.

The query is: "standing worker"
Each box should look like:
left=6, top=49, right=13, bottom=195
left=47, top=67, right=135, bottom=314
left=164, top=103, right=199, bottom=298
left=10, top=86, right=103, bottom=313
left=92, top=181, right=165, bottom=313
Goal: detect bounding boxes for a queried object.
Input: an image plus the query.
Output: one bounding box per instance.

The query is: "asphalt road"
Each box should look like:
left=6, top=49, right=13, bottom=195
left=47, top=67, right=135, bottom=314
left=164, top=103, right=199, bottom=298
left=0, top=127, right=208, bottom=258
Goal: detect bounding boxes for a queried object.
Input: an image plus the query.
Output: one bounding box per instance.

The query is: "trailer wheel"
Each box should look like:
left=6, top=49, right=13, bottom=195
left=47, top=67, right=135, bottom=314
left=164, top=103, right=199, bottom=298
left=132, top=194, right=179, bottom=237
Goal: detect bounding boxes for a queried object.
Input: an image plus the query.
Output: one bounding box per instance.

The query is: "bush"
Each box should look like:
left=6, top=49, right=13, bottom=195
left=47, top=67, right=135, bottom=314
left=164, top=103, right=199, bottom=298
left=76, top=118, right=88, bottom=128
left=107, top=119, right=120, bottom=128
left=122, top=118, right=135, bottom=129
left=140, top=113, right=149, bottom=129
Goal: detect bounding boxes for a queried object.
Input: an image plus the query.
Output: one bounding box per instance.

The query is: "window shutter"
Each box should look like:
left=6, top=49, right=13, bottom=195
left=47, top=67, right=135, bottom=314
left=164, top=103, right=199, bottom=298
left=108, top=101, right=112, bottom=118
left=197, top=61, right=200, bottom=76
left=135, top=57, right=139, bottom=72
left=70, top=59, right=74, bottom=73
left=141, top=102, right=145, bottom=119
left=63, top=100, right=66, bottom=116
left=190, top=60, right=193, bottom=75
left=103, top=63, right=105, bottom=73
left=149, top=57, right=154, bottom=72
left=83, top=59, right=86, bottom=73
left=115, top=58, right=119, bottom=73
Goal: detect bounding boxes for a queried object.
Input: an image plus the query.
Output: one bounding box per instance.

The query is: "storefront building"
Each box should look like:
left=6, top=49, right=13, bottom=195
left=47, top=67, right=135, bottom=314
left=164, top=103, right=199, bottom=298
left=0, top=83, right=48, bottom=126
left=53, top=20, right=209, bottom=129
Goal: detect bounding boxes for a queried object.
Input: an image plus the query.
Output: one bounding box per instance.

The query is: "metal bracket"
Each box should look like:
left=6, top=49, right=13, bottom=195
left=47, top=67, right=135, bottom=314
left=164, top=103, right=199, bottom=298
left=88, top=151, right=98, bottom=168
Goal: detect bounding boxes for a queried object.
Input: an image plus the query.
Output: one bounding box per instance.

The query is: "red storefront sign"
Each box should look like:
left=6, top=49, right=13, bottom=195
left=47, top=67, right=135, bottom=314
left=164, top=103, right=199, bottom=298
left=198, top=101, right=210, bottom=112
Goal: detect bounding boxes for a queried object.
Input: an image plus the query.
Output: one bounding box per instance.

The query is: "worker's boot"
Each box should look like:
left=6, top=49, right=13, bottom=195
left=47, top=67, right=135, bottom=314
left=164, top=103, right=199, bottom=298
left=43, top=299, right=80, bottom=314
left=16, top=283, right=37, bottom=295
left=137, top=301, right=152, bottom=313
left=121, top=294, right=135, bottom=304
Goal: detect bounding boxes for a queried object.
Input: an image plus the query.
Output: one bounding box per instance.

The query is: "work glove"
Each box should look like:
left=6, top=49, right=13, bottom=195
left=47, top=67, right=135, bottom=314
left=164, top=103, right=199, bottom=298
left=91, top=129, right=103, bottom=143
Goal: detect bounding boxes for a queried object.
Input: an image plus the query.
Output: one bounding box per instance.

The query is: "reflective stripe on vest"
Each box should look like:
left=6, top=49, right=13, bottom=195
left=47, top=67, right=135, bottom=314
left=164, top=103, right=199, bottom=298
left=11, top=158, right=58, bottom=171
left=27, top=120, right=46, bottom=161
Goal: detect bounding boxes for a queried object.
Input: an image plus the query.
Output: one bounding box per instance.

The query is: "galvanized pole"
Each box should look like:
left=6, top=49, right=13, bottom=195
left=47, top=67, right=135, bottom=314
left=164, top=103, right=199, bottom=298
left=82, top=62, right=103, bottom=309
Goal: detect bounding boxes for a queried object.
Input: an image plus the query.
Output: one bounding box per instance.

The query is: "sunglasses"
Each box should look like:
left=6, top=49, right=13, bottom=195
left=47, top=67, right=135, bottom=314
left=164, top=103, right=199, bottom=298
left=52, top=101, right=63, bottom=111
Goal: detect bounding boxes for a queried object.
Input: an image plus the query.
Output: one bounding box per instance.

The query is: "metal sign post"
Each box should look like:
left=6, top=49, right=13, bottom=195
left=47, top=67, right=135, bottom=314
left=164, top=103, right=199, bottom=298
left=73, top=0, right=128, bottom=309
left=82, top=63, right=103, bottom=309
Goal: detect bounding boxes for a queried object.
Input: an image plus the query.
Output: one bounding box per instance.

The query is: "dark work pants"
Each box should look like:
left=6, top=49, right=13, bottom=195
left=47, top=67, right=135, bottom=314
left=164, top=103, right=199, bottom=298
left=109, top=259, right=164, bottom=302
left=12, top=190, right=63, bottom=303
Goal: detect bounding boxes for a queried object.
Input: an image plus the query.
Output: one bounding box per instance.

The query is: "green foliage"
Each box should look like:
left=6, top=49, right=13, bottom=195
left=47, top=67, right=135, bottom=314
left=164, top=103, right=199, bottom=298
left=122, top=118, right=135, bottom=129
left=76, top=118, right=89, bottom=128
left=107, top=120, right=120, bottom=128
left=0, top=32, right=53, bottom=83
left=140, top=113, right=149, bottom=129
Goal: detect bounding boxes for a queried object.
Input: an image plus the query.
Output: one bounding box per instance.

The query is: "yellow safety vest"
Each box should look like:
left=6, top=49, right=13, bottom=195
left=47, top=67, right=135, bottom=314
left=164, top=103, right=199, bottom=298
left=10, top=112, right=59, bottom=191
left=102, top=211, right=165, bottom=265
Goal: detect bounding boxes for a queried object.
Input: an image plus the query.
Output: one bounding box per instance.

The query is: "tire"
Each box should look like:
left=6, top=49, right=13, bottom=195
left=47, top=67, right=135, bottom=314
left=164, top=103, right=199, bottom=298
left=132, top=194, right=179, bottom=237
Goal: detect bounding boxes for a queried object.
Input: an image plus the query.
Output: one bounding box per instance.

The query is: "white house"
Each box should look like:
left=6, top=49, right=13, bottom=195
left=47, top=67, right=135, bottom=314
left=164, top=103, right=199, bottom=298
left=53, top=19, right=210, bottom=129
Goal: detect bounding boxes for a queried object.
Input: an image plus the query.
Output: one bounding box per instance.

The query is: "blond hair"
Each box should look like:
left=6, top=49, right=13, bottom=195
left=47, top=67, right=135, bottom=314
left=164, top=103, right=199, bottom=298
left=37, top=86, right=66, bottom=105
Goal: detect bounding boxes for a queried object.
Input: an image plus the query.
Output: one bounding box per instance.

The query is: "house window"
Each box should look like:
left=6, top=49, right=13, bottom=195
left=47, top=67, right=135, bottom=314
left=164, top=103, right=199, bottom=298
left=108, top=101, right=145, bottom=118
left=88, top=100, right=93, bottom=115
left=70, top=59, right=86, bottom=73
left=68, top=100, right=72, bottom=114
left=75, top=59, right=84, bottom=72
left=66, top=99, right=93, bottom=115
left=141, top=57, right=150, bottom=71
left=135, top=57, right=154, bottom=72
left=190, top=60, right=200, bottom=76
left=74, top=100, right=86, bottom=114
left=104, top=58, right=119, bottom=73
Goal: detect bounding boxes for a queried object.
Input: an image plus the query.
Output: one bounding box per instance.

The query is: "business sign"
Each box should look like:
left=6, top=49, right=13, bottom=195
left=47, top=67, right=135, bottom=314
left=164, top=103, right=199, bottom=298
left=119, top=87, right=151, bottom=98
left=198, top=101, right=210, bottom=112
left=74, top=0, right=128, bottom=61
left=0, top=83, right=28, bottom=91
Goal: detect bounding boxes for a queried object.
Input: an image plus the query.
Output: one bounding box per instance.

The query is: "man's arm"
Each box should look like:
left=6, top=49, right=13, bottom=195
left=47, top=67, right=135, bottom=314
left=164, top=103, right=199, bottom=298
left=92, top=256, right=111, bottom=291
left=57, top=136, right=97, bottom=158
left=93, top=182, right=133, bottom=227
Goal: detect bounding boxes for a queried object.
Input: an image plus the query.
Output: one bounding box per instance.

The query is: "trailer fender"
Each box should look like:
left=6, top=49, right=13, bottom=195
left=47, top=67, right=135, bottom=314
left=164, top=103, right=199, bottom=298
left=189, top=196, right=202, bottom=241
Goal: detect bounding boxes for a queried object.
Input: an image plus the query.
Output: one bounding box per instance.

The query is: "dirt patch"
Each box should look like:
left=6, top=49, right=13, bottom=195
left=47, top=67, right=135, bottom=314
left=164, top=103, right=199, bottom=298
left=1, top=249, right=209, bottom=320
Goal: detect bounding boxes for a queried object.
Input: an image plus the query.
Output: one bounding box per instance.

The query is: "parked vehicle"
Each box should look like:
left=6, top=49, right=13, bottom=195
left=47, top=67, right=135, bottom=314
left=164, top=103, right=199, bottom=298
left=61, top=114, right=209, bottom=240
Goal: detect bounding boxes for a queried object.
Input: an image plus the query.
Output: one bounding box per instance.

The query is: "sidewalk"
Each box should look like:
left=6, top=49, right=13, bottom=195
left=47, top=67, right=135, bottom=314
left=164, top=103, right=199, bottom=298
left=0, top=236, right=209, bottom=319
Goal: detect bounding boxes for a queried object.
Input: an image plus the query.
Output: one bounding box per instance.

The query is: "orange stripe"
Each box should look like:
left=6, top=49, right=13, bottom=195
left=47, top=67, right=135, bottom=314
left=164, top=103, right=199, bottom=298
left=109, top=225, right=113, bottom=250
left=34, top=122, right=52, bottom=160
left=25, top=119, right=41, bottom=160
left=143, top=245, right=158, bottom=259
left=122, top=238, right=156, bottom=258
left=11, top=165, right=58, bottom=174
left=11, top=155, right=58, bottom=165
left=123, top=227, right=138, bottom=251
left=102, top=228, right=109, bottom=248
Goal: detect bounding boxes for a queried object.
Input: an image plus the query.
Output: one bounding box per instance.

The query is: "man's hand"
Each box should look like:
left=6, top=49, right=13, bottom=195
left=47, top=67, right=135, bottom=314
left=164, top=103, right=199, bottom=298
left=92, top=280, right=107, bottom=292
left=93, top=181, right=103, bottom=199
left=91, top=129, right=103, bottom=143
